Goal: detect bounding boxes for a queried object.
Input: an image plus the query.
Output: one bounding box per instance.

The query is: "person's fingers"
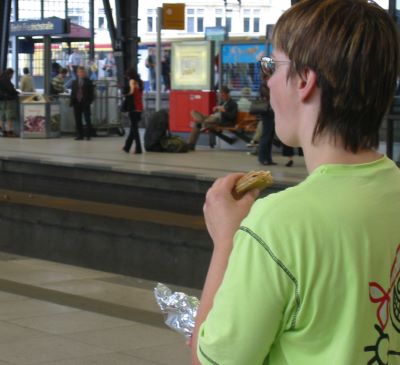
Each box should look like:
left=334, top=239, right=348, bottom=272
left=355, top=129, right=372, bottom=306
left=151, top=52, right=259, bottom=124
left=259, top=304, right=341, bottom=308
left=240, top=188, right=260, bottom=205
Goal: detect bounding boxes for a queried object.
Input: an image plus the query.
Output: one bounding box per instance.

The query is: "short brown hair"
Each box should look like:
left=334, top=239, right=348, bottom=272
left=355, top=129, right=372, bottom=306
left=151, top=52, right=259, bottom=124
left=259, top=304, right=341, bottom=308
left=273, top=0, right=399, bottom=153
left=220, top=85, right=230, bottom=94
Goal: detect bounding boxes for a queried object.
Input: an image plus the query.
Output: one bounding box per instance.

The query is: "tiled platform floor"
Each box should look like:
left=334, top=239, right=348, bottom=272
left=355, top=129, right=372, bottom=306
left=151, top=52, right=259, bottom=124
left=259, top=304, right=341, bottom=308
left=0, top=251, right=193, bottom=365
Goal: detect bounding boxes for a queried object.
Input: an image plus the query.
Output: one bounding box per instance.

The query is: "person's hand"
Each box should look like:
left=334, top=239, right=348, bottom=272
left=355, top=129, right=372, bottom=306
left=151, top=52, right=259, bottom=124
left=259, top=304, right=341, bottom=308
left=203, top=173, right=259, bottom=251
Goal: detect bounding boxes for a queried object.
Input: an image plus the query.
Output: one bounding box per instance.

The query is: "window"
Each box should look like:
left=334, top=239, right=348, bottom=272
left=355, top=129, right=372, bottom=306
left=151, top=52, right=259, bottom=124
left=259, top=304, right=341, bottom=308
left=197, top=9, right=204, bottom=33
left=243, top=8, right=261, bottom=33
left=197, top=17, right=204, bottom=32
left=186, top=8, right=204, bottom=33
left=147, top=17, right=153, bottom=32
left=68, top=7, right=84, bottom=26
left=226, top=17, right=232, bottom=33
left=187, top=8, right=194, bottom=33
left=215, top=9, right=223, bottom=28
left=254, top=18, right=260, bottom=32
left=98, top=16, right=105, bottom=29
left=243, top=18, right=250, bottom=32
left=97, top=9, right=107, bottom=29
left=187, top=17, right=195, bottom=33
left=147, top=9, right=156, bottom=32
left=69, top=15, right=83, bottom=25
left=253, top=9, right=261, bottom=33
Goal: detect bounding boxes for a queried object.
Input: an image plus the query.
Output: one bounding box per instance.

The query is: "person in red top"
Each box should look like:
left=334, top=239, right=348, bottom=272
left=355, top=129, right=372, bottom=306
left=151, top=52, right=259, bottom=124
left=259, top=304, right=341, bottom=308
left=122, top=68, right=144, bottom=154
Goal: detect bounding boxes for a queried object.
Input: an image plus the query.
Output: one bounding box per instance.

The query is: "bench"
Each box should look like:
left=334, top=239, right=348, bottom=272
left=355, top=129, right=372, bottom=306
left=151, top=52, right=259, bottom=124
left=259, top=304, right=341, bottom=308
left=208, top=111, right=258, bottom=147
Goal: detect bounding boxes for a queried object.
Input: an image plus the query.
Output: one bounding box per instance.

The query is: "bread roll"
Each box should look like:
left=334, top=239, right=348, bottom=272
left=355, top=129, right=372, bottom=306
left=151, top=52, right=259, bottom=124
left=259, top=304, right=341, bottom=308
left=234, top=170, right=273, bottom=196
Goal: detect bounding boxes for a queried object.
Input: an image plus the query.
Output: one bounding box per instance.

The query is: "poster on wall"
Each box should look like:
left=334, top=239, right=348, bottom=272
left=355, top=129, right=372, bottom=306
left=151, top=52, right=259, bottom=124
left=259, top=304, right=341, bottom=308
left=171, top=41, right=213, bottom=90
left=220, top=42, right=269, bottom=94
left=23, top=104, right=46, bottom=138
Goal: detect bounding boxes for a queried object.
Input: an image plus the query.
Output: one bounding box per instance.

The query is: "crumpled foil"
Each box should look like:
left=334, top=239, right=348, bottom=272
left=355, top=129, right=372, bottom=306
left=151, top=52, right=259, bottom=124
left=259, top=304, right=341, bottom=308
left=154, top=283, right=200, bottom=338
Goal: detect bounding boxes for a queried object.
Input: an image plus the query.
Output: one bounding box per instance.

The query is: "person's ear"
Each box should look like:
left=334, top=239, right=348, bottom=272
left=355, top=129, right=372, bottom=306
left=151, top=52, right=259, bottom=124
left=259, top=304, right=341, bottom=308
left=298, top=68, right=318, bottom=102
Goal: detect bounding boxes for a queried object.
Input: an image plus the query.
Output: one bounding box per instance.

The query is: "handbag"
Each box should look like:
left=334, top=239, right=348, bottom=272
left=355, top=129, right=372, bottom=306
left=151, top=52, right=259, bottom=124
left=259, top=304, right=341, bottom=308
left=121, top=94, right=134, bottom=113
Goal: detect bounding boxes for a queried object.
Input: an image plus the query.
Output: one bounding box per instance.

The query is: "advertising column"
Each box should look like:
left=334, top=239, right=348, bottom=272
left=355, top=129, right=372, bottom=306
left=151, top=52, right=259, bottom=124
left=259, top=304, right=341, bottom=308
left=169, top=41, right=216, bottom=132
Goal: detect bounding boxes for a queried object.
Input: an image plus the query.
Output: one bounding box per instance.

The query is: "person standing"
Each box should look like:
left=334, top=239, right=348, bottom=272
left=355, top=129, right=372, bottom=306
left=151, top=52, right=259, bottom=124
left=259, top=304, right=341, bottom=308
left=192, top=1, right=400, bottom=364
left=145, top=48, right=156, bottom=91
left=122, top=68, right=144, bottom=154
left=257, top=82, right=276, bottom=165
left=0, top=68, right=19, bottom=137
left=68, top=49, right=82, bottom=80
left=102, top=52, right=116, bottom=78
left=19, top=67, right=35, bottom=93
left=70, top=67, right=95, bottom=140
left=282, top=144, right=295, bottom=167
left=88, top=59, right=98, bottom=81
left=282, top=145, right=303, bottom=167
left=161, top=50, right=171, bottom=92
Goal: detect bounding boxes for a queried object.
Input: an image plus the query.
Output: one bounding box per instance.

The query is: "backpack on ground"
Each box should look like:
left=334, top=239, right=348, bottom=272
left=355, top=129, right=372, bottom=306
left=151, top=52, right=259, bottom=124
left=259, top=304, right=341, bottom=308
left=144, top=110, right=169, bottom=151
left=160, top=135, right=189, bottom=153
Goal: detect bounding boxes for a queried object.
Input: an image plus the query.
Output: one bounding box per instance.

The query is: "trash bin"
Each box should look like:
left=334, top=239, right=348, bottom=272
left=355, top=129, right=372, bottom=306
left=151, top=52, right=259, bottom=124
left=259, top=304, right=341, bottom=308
left=58, top=93, right=76, bottom=133
left=20, top=94, right=61, bottom=138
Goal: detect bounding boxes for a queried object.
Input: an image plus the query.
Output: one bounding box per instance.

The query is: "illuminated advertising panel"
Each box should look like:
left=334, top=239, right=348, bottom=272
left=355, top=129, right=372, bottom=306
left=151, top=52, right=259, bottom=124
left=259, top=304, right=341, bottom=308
left=171, top=41, right=213, bottom=90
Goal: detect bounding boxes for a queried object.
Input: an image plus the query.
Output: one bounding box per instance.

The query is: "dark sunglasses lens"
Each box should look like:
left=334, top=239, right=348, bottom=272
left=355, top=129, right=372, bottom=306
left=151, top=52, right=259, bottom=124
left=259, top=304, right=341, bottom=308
left=261, top=61, right=273, bottom=76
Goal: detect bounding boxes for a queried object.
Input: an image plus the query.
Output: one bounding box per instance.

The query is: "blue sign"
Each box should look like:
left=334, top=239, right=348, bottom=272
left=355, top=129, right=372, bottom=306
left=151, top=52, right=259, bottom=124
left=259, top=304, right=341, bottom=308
left=10, top=17, right=67, bottom=37
left=221, top=43, right=266, bottom=64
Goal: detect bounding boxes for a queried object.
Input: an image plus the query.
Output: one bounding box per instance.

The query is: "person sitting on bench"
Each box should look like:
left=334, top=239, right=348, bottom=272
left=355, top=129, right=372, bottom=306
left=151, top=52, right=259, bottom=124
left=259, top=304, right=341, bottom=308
left=188, top=85, right=238, bottom=150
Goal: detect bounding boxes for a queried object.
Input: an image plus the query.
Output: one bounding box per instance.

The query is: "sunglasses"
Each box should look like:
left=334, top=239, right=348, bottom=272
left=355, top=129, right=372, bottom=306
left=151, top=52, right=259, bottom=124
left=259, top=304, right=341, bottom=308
left=259, top=57, right=291, bottom=76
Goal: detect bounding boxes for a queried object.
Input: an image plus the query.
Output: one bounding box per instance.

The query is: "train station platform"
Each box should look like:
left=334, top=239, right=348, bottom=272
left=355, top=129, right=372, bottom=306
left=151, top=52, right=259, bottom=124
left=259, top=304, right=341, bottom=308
left=0, top=250, right=193, bottom=365
left=0, top=136, right=305, bottom=363
left=0, top=136, right=307, bottom=289
left=0, top=136, right=307, bottom=183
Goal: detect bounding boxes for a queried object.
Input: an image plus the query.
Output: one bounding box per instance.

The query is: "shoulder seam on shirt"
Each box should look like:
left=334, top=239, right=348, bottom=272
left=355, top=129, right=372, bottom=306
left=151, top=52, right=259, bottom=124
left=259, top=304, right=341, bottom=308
left=239, top=226, right=301, bottom=330
left=199, top=346, right=220, bottom=365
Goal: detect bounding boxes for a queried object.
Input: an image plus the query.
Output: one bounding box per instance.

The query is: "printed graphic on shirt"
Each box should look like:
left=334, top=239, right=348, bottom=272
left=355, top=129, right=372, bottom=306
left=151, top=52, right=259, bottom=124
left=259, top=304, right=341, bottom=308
left=364, top=324, right=400, bottom=364
left=364, top=244, right=400, bottom=364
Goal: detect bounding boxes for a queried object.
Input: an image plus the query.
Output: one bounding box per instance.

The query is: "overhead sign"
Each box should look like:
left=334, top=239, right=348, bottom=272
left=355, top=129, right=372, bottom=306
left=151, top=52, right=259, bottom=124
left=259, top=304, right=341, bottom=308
left=10, top=17, right=68, bottom=37
left=205, top=27, right=227, bottom=42
left=162, top=3, right=185, bottom=30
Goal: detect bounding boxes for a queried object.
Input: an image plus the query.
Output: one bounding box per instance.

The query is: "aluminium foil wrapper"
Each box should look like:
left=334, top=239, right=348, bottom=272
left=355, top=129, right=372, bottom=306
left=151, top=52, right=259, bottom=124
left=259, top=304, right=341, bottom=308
left=154, top=283, right=200, bottom=338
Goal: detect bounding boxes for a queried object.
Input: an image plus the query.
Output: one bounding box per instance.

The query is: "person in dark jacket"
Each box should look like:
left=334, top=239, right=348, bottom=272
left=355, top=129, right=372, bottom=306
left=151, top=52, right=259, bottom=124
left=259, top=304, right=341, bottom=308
left=188, top=85, right=238, bottom=150
left=70, top=66, right=95, bottom=140
left=161, top=50, right=171, bottom=91
left=0, top=68, right=19, bottom=137
left=257, top=76, right=277, bottom=165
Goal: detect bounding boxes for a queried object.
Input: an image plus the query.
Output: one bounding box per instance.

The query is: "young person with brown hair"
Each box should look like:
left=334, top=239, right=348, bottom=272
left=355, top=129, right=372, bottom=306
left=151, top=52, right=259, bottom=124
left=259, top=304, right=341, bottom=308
left=192, top=1, right=400, bottom=364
